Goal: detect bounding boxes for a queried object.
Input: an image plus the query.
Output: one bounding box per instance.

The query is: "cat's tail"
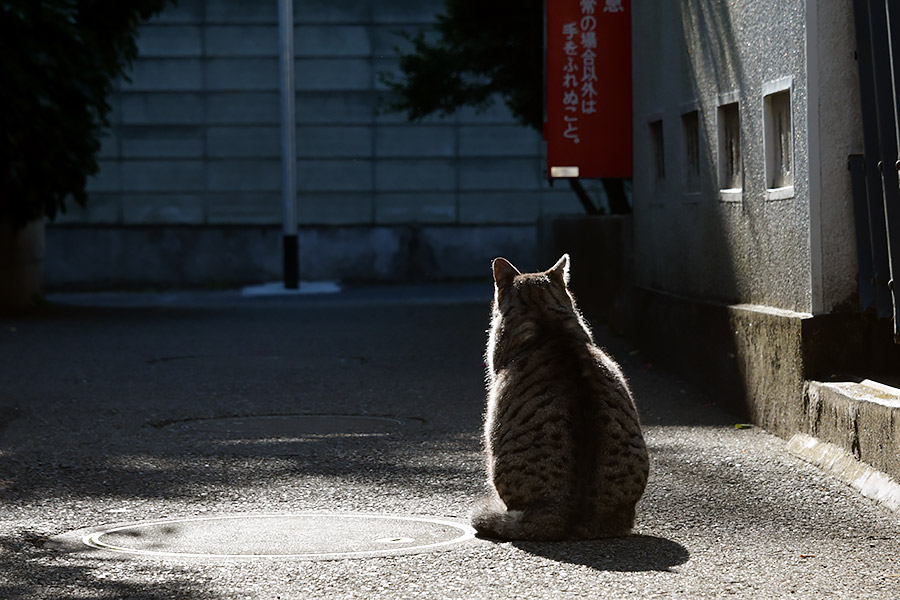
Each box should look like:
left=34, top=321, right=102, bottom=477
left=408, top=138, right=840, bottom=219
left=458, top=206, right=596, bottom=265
left=470, top=495, right=569, bottom=541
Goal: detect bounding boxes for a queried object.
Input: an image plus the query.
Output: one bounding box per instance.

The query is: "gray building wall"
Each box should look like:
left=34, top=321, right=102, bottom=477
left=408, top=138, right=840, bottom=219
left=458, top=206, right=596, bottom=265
left=49, top=0, right=595, bottom=288
left=632, top=0, right=860, bottom=315
left=631, top=0, right=871, bottom=438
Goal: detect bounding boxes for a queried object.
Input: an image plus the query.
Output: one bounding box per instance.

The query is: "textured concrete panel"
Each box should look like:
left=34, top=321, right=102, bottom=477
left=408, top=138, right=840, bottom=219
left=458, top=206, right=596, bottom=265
left=375, top=126, right=455, bottom=158
left=207, top=192, right=281, bottom=224
left=458, top=126, right=540, bottom=157
left=61, top=0, right=559, bottom=289
left=55, top=193, right=121, bottom=225
left=296, top=92, right=374, bottom=125
left=206, top=92, right=280, bottom=124
left=295, top=0, right=370, bottom=25
left=137, top=25, right=203, bottom=57
left=298, top=160, right=373, bottom=192
left=373, top=0, right=442, bottom=24
left=122, top=194, right=206, bottom=224
left=207, top=160, right=281, bottom=192
left=122, top=58, right=204, bottom=91
left=298, top=193, right=373, bottom=225
left=206, top=58, right=279, bottom=91
left=207, top=126, right=280, bottom=158
left=86, top=161, right=122, bottom=193
left=150, top=0, right=203, bottom=24
left=458, top=159, right=542, bottom=191
left=44, top=224, right=537, bottom=287
left=296, top=26, right=372, bottom=57
left=120, top=126, right=205, bottom=159
left=120, top=93, right=205, bottom=125
left=96, top=131, right=119, bottom=159
left=375, top=193, right=457, bottom=224
left=205, top=26, right=278, bottom=57
left=421, top=225, right=538, bottom=279
left=372, top=25, right=419, bottom=55
left=375, top=160, right=456, bottom=192
left=297, top=126, right=372, bottom=158
left=122, top=160, right=205, bottom=192
left=205, top=1, right=277, bottom=24
left=458, top=192, right=539, bottom=224
left=296, top=59, right=372, bottom=91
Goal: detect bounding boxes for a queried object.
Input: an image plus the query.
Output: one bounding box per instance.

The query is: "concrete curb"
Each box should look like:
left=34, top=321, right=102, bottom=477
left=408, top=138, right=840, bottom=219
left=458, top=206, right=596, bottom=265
left=804, top=379, right=900, bottom=482
left=787, top=433, right=900, bottom=514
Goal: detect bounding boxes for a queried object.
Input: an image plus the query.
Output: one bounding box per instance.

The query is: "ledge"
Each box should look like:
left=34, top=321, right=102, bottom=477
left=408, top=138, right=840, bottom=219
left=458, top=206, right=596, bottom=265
left=804, top=379, right=900, bottom=481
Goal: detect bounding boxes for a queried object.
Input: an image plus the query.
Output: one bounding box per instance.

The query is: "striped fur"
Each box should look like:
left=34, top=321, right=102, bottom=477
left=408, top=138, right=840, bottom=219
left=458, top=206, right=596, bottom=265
left=471, top=254, right=649, bottom=541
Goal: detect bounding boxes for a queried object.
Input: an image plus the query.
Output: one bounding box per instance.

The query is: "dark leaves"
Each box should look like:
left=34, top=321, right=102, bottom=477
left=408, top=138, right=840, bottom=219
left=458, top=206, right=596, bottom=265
left=0, top=0, right=175, bottom=227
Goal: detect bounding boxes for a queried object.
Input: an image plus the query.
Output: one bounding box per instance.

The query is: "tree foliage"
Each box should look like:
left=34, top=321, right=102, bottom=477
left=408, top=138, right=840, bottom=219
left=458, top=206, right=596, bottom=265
left=0, top=0, right=175, bottom=227
left=381, top=0, right=544, bottom=132
left=381, top=0, right=630, bottom=214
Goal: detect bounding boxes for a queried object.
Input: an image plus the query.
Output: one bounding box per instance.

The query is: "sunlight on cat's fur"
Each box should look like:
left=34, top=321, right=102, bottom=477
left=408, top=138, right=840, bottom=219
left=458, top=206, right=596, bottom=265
left=472, top=254, right=649, bottom=541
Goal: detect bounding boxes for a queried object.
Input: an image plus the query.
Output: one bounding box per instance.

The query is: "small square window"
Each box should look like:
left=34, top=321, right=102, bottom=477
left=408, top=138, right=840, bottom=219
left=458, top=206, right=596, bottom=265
left=717, top=100, right=742, bottom=192
left=764, top=78, right=793, bottom=198
left=681, top=110, right=700, bottom=193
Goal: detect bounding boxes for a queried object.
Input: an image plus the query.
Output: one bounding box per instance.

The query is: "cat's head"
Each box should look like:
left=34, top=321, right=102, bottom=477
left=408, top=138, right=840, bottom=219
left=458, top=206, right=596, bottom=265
left=487, top=254, right=592, bottom=368
left=491, top=254, right=572, bottom=309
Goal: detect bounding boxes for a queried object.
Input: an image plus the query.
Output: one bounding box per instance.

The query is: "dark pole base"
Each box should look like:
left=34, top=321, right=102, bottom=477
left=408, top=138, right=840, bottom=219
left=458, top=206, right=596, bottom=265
left=283, top=234, right=298, bottom=289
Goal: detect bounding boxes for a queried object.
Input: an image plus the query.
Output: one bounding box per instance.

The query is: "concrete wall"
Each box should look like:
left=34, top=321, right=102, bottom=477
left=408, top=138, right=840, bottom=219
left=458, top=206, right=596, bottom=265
left=48, top=0, right=601, bottom=288
left=631, top=1, right=872, bottom=436
left=631, top=0, right=864, bottom=315
left=808, top=0, right=864, bottom=314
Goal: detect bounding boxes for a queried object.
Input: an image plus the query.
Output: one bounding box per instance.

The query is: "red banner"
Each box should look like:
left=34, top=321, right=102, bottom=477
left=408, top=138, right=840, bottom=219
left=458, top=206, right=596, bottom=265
left=545, top=0, right=632, bottom=179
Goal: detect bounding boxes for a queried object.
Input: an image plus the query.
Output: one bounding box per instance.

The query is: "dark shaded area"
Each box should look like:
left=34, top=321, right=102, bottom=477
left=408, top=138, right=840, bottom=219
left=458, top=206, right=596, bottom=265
left=513, top=534, right=689, bottom=573
left=0, top=0, right=175, bottom=227
left=0, top=294, right=776, bottom=598
left=380, top=0, right=629, bottom=215
left=0, top=535, right=209, bottom=600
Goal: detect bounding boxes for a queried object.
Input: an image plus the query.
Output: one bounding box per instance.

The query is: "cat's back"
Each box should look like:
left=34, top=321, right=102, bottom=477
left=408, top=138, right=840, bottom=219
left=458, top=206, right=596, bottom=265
left=477, top=255, right=648, bottom=540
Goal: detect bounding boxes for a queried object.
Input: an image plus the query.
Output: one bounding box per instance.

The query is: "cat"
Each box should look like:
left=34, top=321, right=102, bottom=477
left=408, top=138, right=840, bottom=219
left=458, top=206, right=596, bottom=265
left=471, top=254, right=649, bottom=541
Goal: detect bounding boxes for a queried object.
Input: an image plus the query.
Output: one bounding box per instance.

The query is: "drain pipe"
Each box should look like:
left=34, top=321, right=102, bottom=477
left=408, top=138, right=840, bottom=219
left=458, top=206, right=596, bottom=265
left=278, top=0, right=298, bottom=289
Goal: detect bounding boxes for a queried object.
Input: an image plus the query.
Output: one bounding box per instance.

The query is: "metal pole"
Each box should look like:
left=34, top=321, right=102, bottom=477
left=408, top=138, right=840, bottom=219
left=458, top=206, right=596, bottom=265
left=278, top=0, right=298, bottom=289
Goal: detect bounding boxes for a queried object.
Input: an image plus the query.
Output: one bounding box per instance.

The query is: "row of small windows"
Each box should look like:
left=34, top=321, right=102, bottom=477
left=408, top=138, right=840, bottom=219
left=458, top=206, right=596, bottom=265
left=648, top=78, right=793, bottom=200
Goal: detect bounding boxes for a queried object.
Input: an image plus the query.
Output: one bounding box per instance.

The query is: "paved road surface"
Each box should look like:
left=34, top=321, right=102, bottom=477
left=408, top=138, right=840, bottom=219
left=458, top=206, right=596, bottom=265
left=0, top=285, right=898, bottom=599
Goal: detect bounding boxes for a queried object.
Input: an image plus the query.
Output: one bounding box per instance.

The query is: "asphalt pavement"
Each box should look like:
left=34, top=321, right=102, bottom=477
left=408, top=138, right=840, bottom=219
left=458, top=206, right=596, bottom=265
left=1, top=283, right=898, bottom=599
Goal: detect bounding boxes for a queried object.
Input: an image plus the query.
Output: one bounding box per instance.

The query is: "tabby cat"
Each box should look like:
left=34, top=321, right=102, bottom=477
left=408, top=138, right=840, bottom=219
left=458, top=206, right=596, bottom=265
left=471, top=254, right=649, bottom=541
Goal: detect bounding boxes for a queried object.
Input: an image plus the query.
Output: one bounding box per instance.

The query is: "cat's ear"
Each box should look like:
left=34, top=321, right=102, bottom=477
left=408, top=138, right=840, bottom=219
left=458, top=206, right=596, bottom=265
left=548, top=254, right=571, bottom=287
left=492, top=257, right=520, bottom=290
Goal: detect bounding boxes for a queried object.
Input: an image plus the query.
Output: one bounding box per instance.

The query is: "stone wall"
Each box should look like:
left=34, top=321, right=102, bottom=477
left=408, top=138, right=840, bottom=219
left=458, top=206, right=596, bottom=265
left=48, top=0, right=601, bottom=289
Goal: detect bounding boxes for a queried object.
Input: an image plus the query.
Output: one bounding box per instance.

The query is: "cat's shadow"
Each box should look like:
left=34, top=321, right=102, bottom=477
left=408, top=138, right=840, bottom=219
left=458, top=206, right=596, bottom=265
left=510, top=534, right=689, bottom=572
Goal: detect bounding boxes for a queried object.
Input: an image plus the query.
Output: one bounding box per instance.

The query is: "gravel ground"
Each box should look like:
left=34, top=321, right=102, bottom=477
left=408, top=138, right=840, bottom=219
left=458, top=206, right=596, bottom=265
left=1, top=286, right=898, bottom=599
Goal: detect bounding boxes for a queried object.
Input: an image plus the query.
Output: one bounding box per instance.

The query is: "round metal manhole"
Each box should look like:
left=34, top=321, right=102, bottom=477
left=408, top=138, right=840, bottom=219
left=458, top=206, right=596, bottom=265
left=164, top=415, right=408, bottom=436
left=53, top=513, right=476, bottom=560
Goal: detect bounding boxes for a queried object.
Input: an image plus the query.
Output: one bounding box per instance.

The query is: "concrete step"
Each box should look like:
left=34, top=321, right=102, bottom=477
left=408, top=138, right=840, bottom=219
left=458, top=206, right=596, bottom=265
left=802, top=378, right=900, bottom=488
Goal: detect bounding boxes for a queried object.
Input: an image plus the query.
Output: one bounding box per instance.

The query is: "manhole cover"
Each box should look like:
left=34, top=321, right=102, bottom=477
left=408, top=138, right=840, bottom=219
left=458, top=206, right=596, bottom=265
left=51, top=513, right=476, bottom=560
left=166, top=415, right=407, bottom=436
